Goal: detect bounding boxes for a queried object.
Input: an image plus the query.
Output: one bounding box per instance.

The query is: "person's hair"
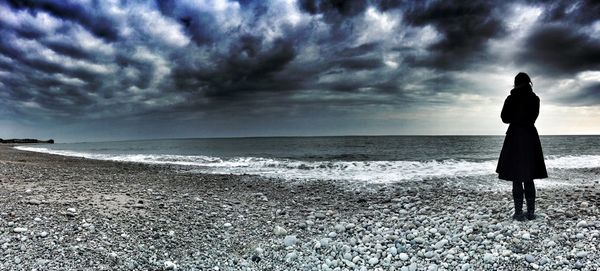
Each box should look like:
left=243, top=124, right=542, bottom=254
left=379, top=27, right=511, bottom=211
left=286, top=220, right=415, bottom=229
left=514, top=72, right=532, bottom=87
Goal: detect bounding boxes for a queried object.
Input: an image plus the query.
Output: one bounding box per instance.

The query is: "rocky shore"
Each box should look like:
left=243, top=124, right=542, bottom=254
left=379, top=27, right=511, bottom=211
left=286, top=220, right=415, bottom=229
left=0, top=145, right=599, bottom=270
left=0, top=139, right=54, bottom=144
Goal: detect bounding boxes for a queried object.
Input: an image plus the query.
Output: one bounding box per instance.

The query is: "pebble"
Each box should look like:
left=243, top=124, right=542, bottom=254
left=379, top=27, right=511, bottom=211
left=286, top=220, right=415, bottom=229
left=319, top=238, right=330, bottom=247
left=525, top=254, right=536, bottom=263
left=109, top=252, right=118, bottom=261
left=483, top=253, right=494, bottom=262
left=576, top=251, right=588, bottom=258
left=368, top=257, right=379, bottom=265
left=223, top=222, right=232, bottom=228
left=13, top=228, right=27, bottom=233
left=164, top=261, right=177, bottom=270
left=399, top=253, right=409, bottom=261
left=334, top=224, right=346, bottom=232
left=343, top=252, right=352, bottom=260
left=433, top=239, right=448, bottom=249
left=274, top=226, right=287, bottom=236
left=283, top=235, right=297, bottom=247
left=343, top=259, right=355, bottom=268
left=577, top=220, right=588, bottom=228
left=414, top=237, right=425, bottom=244
left=285, top=252, right=298, bottom=260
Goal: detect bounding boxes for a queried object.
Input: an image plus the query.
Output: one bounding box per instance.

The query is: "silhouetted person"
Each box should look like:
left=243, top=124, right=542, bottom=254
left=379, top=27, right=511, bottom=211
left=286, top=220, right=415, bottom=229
left=497, top=72, right=547, bottom=221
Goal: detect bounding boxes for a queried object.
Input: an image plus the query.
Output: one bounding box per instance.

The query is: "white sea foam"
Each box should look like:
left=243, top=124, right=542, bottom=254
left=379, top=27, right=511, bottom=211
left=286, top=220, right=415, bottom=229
left=14, top=146, right=600, bottom=182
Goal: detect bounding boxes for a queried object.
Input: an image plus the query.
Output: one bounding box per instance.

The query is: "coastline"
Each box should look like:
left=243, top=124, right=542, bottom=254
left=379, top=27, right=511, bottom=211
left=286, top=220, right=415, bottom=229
left=1, top=145, right=599, bottom=270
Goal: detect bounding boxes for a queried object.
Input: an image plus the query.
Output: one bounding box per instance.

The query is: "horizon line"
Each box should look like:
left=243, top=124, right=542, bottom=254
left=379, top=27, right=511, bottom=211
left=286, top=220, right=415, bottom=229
left=53, top=133, right=600, bottom=144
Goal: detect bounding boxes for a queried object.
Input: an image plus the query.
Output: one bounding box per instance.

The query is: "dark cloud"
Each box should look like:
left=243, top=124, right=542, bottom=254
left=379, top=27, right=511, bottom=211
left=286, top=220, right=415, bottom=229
left=155, top=0, right=219, bottom=46
left=7, top=0, right=121, bottom=42
left=169, top=35, right=297, bottom=99
left=42, top=39, right=95, bottom=60
left=298, top=0, right=369, bottom=17
left=403, top=0, right=508, bottom=70
left=331, top=57, right=384, bottom=70
left=517, top=24, right=600, bottom=75
left=1, top=19, right=45, bottom=39
left=556, top=82, right=600, bottom=106
left=338, top=42, right=380, bottom=57
left=0, top=0, right=598, bottom=140
left=537, top=0, right=600, bottom=25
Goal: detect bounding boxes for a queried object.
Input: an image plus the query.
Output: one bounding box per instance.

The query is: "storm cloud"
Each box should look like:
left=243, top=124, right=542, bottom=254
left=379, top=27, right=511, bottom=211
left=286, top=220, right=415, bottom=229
left=0, top=0, right=599, bottom=140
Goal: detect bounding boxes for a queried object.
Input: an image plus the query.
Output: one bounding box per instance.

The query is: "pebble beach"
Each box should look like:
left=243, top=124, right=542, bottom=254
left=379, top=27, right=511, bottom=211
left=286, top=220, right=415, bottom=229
left=1, top=145, right=600, bottom=270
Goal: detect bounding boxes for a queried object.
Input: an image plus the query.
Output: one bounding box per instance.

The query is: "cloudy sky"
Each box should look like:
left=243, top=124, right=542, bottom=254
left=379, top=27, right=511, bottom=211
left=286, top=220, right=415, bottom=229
left=0, top=0, right=599, bottom=142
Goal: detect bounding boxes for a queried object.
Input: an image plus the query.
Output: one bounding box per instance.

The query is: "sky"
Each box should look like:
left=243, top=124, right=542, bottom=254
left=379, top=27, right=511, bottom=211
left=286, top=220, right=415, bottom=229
left=0, top=0, right=599, bottom=142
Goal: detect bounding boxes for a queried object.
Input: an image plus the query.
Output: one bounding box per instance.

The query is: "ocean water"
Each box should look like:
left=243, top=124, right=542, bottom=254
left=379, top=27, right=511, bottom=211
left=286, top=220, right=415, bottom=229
left=15, top=136, right=600, bottom=182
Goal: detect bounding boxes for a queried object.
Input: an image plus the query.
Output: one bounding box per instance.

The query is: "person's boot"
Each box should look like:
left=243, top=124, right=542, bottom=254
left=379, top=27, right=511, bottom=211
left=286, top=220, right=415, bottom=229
left=513, top=196, right=525, bottom=221
left=526, top=197, right=536, bottom=220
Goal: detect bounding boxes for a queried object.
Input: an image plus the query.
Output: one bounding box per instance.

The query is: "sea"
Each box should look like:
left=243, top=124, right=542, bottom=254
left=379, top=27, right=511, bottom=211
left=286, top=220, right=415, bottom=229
left=14, top=136, right=600, bottom=183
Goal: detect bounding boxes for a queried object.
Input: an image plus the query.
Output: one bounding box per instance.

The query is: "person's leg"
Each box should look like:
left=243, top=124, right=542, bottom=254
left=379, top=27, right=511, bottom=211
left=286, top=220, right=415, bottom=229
left=512, top=181, right=525, bottom=221
left=524, top=179, right=536, bottom=220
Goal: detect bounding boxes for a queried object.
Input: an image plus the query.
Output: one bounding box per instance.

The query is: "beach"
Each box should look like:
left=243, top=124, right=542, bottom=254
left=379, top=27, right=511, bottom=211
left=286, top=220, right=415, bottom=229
left=1, top=145, right=599, bottom=270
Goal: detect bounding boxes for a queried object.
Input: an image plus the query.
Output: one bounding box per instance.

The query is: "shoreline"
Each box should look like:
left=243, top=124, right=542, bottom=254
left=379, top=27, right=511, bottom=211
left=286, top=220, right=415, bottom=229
left=1, top=145, right=599, bottom=270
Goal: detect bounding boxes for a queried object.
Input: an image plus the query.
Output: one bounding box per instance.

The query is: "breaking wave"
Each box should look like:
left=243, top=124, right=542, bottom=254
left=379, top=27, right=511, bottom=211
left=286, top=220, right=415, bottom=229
left=14, top=146, right=600, bottom=182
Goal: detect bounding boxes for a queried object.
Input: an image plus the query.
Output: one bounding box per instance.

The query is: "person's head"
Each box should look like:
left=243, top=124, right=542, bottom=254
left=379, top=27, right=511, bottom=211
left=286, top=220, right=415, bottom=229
left=514, top=72, right=532, bottom=87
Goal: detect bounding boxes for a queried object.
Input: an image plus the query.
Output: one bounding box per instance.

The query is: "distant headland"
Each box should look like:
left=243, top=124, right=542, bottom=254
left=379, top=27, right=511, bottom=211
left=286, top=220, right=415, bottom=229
left=0, top=138, right=54, bottom=144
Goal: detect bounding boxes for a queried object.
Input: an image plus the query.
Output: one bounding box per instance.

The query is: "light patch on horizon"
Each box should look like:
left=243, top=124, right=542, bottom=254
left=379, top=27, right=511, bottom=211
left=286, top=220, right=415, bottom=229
left=537, top=105, right=600, bottom=135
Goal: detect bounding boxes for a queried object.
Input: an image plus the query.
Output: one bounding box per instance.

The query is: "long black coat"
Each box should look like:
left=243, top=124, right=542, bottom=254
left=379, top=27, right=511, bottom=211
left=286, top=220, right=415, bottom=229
left=496, top=85, right=548, bottom=181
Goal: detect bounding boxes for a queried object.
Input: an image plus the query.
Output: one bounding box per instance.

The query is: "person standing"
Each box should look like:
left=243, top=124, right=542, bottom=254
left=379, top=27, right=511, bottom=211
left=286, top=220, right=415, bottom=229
left=497, top=72, right=548, bottom=221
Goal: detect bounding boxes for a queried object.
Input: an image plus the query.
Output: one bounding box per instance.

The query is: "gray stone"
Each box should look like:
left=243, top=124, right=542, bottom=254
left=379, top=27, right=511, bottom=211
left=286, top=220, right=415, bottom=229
left=399, top=253, right=409, bottom=261
left=13, top=228, right=27, bottom=233
left=525, top=254, right=536, bottom=263
left=283, top=235, right=298, bottom=247
left=483, top=253, right=494, bottom=262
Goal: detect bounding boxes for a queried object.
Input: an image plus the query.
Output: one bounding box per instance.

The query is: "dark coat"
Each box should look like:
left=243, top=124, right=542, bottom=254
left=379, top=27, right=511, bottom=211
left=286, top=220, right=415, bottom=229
left=496, top=85, right=548, bottom=181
